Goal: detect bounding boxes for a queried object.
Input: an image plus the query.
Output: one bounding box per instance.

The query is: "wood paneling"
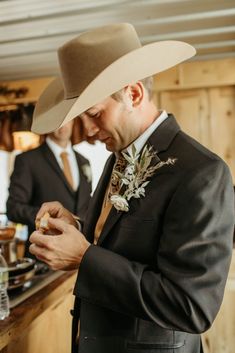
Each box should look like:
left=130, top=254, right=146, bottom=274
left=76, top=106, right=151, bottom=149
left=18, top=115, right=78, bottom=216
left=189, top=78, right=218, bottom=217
left=159, top=89, right=210, bottom=145
left=209, top=87, right=235, bottom=181
left=159, top=85, right=235, bottom=183
left=155, top=58, right=235, bottom=91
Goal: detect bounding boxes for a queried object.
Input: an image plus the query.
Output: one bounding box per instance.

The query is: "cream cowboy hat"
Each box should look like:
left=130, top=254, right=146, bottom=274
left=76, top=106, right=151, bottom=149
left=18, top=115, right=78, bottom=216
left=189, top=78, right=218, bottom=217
left=31, top=23, right=196, bottom=134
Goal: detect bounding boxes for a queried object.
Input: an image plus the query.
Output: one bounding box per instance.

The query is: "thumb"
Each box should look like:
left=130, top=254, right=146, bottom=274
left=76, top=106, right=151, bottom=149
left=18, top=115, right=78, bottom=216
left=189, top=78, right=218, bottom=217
left=47, top=217, right=68, bottom=233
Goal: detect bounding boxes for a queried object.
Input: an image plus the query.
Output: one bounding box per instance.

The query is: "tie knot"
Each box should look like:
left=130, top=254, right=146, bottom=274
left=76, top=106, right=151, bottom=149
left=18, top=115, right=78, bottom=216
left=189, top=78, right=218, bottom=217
left=114, top=154, right=127, bottom=174
left=109, top=154, right=127, bottom=196
left=60, top=151, right=68, bottom=158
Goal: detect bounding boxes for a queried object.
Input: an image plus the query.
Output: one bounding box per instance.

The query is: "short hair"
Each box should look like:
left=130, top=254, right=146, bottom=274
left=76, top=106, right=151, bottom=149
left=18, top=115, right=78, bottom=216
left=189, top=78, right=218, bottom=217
left=111, top=76, right=154, bottom=102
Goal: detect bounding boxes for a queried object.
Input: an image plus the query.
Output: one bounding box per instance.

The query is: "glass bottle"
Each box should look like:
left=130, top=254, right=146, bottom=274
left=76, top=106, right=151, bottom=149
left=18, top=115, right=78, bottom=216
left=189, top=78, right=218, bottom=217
left=0, top=249, right=10, bottom=320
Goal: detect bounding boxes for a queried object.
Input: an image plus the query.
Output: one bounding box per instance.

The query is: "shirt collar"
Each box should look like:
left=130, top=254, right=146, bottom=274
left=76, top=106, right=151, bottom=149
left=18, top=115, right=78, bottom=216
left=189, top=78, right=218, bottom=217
left=124, top=110, right=168, bottom=156
left=46, top=137, right=73, bottom=157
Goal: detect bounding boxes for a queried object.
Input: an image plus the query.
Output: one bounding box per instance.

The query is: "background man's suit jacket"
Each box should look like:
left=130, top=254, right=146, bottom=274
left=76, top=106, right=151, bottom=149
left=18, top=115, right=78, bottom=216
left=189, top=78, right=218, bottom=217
left=71, top=115, right=234, bottom=353
left=7, top=142, right=92, bottom=256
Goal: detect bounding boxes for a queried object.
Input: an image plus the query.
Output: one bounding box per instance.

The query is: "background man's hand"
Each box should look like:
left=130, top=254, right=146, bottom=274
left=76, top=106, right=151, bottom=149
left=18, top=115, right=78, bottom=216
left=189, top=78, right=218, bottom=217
left=29, top=217, right=90, bottom=271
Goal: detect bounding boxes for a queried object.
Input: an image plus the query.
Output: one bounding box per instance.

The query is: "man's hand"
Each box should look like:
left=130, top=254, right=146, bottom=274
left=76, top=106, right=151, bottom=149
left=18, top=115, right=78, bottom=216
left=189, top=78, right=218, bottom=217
left=35, top=201, right=77, bottom=230
left=29, top=217, right=90, bottom=271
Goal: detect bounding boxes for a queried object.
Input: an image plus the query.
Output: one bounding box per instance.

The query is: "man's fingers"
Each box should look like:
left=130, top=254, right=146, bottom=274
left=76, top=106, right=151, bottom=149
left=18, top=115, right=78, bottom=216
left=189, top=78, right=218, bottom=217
left=36, top=201, right=62, bottom=220
left=29, top=230, right=51, bottom=247
left=29, top=243, right=50, bottom=263
left=36, top=204, right=51, bottom=220
left=47, top=217, right=69, bottom=233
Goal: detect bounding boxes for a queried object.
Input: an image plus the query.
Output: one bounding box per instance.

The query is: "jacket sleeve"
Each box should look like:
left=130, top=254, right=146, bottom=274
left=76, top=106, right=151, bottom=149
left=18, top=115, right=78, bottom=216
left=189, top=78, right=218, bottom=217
left=74, top=159, right=234, bottom=334
left=6, top=154, right=39, bottom=228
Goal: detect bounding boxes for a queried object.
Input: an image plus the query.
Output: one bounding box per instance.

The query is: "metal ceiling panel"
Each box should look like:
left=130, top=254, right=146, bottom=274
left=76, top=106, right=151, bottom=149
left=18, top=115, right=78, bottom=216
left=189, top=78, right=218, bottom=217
left=0, top=0, right=235, bottom=81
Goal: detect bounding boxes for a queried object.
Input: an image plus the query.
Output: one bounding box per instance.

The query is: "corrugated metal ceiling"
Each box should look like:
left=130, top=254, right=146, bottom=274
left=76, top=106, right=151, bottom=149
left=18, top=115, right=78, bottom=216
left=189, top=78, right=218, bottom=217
left=0, top=0, right=235, bottom=81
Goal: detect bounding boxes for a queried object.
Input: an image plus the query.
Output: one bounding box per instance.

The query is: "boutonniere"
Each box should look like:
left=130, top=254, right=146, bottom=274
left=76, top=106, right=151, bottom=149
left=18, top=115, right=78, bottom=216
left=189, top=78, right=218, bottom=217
left=81, top=163, right=92, bottom=183
left=109, top=145, right=177, bottom=212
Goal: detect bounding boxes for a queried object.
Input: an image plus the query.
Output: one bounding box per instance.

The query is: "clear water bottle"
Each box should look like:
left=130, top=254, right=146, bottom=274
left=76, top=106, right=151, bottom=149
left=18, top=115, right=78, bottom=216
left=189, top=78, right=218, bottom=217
left=0, top=249, right=10, bottom=320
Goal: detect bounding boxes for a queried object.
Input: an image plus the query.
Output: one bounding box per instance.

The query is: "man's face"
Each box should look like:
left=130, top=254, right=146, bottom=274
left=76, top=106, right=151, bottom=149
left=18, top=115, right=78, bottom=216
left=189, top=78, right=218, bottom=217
left=80, top=92, right=143, bottom=152
left=50, top=120, right=74, bottom=144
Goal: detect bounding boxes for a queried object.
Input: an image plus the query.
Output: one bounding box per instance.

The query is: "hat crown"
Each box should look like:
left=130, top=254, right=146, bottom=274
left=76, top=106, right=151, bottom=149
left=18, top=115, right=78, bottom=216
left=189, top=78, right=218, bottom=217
left=58, top=23, right=141, bottom=99
left=32, top=22, right=196, bottom=135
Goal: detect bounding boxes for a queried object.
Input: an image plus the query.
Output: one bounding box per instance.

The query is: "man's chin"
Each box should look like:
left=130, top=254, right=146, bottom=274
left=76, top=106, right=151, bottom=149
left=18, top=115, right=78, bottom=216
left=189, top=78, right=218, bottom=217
left=105, top=144, right=115, bottom=152
left=102, top=138, right=115, bottom=152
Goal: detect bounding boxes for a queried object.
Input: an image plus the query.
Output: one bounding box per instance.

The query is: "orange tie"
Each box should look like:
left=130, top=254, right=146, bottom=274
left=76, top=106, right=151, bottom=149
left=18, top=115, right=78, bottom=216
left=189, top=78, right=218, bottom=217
left=94, top=155, right=127, bottom=244
left=60, top=151, right=74, bottom=190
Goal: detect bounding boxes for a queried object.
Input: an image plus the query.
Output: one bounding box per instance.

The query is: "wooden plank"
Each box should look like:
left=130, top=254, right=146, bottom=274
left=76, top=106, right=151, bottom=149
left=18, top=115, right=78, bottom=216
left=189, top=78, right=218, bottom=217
left=182, top=59, right=235, bottom=88
left=159, top=88, right=211, bottom=147
left=154, top=58, right=235, bottom=91
left=209, top=87, right=235, bottom=183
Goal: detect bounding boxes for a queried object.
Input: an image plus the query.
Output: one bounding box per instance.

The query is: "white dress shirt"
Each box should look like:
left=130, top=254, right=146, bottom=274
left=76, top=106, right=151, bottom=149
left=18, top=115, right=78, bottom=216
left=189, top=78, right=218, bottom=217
left=124, top=110, right=168, bottom=156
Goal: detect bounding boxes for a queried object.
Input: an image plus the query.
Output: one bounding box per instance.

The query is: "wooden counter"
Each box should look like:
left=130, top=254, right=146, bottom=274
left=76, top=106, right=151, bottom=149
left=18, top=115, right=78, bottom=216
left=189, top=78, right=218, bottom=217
left=0, top=271, right=77, bottom=353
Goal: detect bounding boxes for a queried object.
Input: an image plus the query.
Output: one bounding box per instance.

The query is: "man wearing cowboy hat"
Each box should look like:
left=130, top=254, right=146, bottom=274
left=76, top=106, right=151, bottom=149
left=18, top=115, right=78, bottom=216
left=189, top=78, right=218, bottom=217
left=29, top=23, right=234, bottom=353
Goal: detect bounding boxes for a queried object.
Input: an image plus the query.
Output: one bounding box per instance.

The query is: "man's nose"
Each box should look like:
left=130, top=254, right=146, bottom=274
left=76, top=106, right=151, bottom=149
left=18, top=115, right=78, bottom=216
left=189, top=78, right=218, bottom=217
left=82, top=116, right=99, bottom=137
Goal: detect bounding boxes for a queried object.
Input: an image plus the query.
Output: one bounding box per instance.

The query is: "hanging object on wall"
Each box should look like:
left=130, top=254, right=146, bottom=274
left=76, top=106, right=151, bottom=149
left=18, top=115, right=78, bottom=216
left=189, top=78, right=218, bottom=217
left=11, top=104, right=40, bottom=152
left=0, top=83, right=38, bottom=152
left=12, top=131, right=40, bottom=152
left=0, top=103, right=40, bottom=152
left=0, top=85, right=28, bottom=104
left=0, top=112, right=14, bottom=152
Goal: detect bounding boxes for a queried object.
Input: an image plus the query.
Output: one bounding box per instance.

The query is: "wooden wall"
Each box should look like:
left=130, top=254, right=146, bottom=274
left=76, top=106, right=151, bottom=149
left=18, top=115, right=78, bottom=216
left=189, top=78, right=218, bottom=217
left=1, top=58, right=235, bottom=181
left=154, top=58, right=235, bottom=183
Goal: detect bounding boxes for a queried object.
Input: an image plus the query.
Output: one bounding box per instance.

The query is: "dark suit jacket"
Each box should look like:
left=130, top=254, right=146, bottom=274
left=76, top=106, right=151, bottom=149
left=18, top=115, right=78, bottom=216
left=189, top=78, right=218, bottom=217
left=71, top=115, right=234, bottom=353
left=7, top=142, right=92, bottom=256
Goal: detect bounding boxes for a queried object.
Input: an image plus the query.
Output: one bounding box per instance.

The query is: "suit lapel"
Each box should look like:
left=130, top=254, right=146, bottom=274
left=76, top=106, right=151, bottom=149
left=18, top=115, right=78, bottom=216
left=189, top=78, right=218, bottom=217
left=84, top=154, right=115, bottom=242
left=147, top=114, right=180, bottom=154
left=96, top=204, right=123, bottom=245
left=74, top=152, right=88, bottom=207
left=41, top=143, right=75, bottom=195
left=97, top=115, right=181, bottom=245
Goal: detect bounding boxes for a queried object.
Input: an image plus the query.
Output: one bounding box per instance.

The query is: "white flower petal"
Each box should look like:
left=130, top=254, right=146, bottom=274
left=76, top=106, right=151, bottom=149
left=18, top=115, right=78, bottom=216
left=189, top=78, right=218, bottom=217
left=110, top=195, right=129, bottom=212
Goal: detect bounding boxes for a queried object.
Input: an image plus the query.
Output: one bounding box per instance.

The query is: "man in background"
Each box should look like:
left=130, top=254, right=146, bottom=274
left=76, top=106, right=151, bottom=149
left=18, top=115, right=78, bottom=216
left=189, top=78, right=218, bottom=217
left=7, top=120, right=92, bottom=257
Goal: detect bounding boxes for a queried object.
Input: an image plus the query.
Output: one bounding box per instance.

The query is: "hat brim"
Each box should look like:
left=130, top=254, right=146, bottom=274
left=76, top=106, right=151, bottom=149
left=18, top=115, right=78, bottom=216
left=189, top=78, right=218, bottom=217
left=32, top=40, right=196, bottom=134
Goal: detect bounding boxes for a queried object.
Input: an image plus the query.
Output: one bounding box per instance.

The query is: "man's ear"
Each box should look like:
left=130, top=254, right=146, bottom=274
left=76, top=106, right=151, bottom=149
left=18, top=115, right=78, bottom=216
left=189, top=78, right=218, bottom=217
left=125, top=82, right=144, bottom=108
